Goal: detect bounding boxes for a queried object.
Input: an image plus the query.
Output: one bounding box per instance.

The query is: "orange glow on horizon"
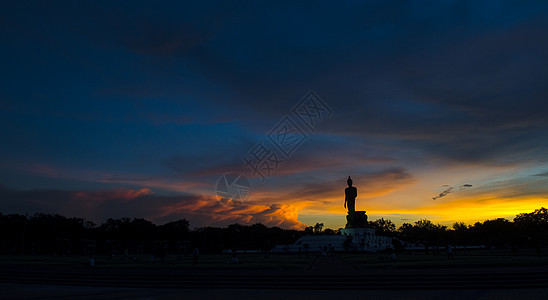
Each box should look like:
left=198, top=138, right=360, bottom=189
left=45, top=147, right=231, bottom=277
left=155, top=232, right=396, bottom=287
left=296, top=195, right=548, bottom=229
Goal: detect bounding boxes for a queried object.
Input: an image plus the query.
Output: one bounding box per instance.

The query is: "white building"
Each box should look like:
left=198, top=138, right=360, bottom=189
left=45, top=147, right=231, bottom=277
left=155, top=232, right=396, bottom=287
left=271, top=228, right=392, bottom=253
left=340, top=227, right=393, bottom=252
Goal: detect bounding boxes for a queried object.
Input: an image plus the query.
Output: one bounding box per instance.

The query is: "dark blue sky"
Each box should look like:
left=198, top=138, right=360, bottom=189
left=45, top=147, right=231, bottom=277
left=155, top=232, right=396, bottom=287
left=1, top=1, right=548, bottom=228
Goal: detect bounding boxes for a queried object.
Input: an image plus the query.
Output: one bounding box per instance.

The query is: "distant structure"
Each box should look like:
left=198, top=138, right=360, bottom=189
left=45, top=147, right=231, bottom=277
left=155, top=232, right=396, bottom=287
left=271, top=176, right=392, bottom=253
left=340, top=176, right=390, bottom=251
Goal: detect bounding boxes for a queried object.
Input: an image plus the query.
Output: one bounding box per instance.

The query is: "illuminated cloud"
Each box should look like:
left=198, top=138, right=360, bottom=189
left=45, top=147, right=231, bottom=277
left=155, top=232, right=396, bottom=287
left=0, top=185, right=304, bottom=229
left=155, top=198, right=304, bottom=229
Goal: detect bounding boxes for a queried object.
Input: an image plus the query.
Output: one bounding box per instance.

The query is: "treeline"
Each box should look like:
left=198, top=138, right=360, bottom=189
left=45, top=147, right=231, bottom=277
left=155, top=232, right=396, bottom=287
left=0, top=214, right=300, bottom=255
left=1, top=207, right=546, bottom=255
left=355, top=208, right=547, bottom=250
left=306, top=208, right=548, bottom=250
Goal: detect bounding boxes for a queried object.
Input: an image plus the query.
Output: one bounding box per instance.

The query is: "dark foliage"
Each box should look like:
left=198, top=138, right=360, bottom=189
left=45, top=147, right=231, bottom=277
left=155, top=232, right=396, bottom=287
left=368, top=218, right=396, bottom=236
left=0, top=213, right=302, bottom=255
left=392, top=208, right=548, bottom=249
left=0, top=207, right=547, bottom=255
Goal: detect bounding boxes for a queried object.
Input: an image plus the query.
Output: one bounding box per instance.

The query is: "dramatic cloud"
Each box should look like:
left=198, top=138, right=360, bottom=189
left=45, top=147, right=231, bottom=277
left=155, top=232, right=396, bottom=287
left=0, top=185, right=304, bottom=229
left=1, top=1, right=548, bottom=228
left=156, top=199, right=304, bottom=229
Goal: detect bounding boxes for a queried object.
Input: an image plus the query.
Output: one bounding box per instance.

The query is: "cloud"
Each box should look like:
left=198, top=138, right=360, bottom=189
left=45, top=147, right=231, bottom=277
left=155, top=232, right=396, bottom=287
left=433, top=187, right=454, bottom=201
left=155, top=199, right=304, bottom=229
left=0, top=185, right=304, bottom=229
left=432, top=184, right=473, bottom=200
left=2, top=0, right=548, bottom=231
left=73, top=188, right=153, bottom=203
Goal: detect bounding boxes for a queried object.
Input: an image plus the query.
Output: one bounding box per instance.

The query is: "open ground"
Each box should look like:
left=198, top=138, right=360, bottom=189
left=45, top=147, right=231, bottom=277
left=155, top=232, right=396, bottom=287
left=1, top=249, right=548, bottom=299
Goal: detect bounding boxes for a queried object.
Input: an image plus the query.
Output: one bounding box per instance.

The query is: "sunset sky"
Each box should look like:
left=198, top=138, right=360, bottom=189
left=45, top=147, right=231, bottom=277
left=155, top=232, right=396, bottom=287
left=1, top=1, right=548, bottom=229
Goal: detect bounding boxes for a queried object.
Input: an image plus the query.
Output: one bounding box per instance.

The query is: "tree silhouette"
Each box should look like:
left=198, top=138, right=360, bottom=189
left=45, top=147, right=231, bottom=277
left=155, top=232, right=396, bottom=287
left=515, top=207, right=548, bottom=247
left=369, top=218, right=396, bottom=236
left=313, top=223, right=324, bottom=234
left=397, top=219, right=447, bottom=246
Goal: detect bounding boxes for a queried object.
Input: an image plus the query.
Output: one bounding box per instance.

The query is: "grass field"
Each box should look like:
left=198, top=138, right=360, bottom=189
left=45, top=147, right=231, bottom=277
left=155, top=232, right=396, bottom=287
left=340, top=249, right=548, bottom=269
left=0, top=253, right=317, bottom=270
left=1, top=249, right=547, bottom=270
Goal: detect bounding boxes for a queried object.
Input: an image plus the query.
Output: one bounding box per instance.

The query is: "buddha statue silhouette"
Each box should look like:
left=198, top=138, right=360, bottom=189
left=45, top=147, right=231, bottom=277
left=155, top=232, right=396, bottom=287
left=344, top=176, right=367, bottom=228
left=344, top=176, right=357, bottom=213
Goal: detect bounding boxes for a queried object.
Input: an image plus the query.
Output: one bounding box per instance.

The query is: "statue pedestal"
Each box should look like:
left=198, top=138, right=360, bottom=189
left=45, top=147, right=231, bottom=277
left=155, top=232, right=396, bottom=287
left=342, top=211, right=392, bottom=252
left=345, top=211, right=368, bottom=228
